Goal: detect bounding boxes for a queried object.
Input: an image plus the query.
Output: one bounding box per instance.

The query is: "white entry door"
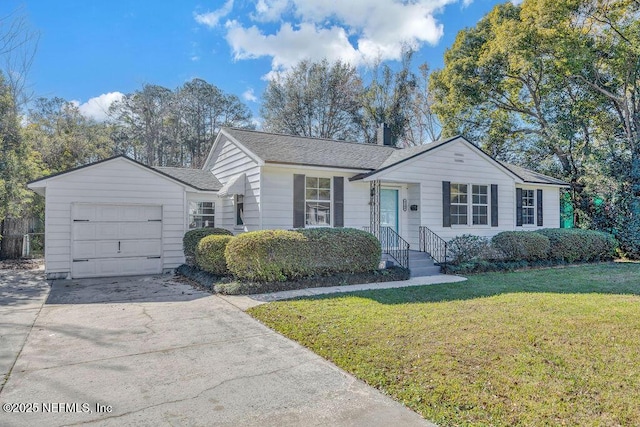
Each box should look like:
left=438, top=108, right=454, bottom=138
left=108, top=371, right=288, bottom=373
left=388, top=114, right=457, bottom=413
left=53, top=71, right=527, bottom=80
left=71, top=204, right=162, bottom=278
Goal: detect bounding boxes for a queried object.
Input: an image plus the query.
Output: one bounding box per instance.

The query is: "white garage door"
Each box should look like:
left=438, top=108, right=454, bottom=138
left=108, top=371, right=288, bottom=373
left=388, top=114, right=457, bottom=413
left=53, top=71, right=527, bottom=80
left=71, top=204, right=163, bottom=278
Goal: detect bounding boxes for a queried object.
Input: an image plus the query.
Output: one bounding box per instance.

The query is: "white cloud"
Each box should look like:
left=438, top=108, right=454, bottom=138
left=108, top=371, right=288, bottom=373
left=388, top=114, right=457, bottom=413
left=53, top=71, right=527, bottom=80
left=195, top=0, right=234, bottom=28
left=203, top=0, right=459, bottom=76
left=242, top=88, right=257, bottom=102
left=76, top=92, right=124, bottom=122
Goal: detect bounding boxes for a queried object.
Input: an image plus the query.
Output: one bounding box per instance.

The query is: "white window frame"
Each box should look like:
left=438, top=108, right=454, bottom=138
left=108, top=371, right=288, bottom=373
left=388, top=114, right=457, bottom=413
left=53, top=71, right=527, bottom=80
left=472, top=184, right=489, bottom=225
left=305, top=176, right=332, bottom=227
left=522, top=189, right=535, bottom=225
left=188, top=201, right=215, bottom=229
left=450, top=183, right=468, bottom=226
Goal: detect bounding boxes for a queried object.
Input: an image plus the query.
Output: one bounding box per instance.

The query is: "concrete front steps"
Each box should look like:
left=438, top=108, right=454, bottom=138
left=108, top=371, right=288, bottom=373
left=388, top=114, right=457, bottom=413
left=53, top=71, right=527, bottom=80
left=408, top=250, right=441, bottom=277
left=381, top=250, right=441, bottom=277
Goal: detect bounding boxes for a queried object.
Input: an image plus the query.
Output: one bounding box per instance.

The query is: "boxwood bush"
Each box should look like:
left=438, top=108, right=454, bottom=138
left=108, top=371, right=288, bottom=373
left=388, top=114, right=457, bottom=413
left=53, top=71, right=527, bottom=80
left=183, top=227, right=233, bottom=257
left=195, top=235, right=234, bottom=275
left=492, top=231, right=550, bottom=261
left=225, top=230, right=309, bottom=282
left=536, top=228, right=617, bottom=262
left=448, top=234, right=490, bottom=264
left=224, top=228, right=381, bottom=282
left=297, top=228, right=381, bottom=275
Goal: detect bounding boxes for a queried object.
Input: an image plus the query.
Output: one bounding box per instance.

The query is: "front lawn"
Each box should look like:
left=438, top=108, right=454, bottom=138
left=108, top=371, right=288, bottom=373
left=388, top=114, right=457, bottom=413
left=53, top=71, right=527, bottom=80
left=249, top=263, right=640, bottom=426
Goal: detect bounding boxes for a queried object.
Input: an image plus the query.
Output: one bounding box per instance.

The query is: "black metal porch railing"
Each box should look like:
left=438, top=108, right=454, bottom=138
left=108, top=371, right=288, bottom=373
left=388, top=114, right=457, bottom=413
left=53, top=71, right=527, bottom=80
left=418, top=226, right=448, bottom=271
left=364, top=226, right=410, bottom=270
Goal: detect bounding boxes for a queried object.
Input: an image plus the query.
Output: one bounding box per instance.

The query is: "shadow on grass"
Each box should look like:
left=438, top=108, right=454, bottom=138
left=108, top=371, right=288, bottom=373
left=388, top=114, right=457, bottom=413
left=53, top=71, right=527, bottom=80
left=299, top=262, right=640, bottom=305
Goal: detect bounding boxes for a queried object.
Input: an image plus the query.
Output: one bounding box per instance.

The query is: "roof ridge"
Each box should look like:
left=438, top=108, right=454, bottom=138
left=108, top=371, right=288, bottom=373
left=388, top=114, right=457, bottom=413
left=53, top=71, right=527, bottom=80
left=223, top=126, right=399, bottom=150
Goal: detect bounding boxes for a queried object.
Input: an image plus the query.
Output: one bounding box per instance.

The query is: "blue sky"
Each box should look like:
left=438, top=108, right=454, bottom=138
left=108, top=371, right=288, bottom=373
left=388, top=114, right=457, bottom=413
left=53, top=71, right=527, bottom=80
left=2, top=0, right=511, bottom=122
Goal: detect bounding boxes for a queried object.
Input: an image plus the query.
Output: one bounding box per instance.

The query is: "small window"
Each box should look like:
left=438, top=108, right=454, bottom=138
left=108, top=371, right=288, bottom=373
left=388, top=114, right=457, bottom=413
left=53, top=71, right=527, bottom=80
left=305, top=177, right=331, bottom=226
left=235, top=194, right=244, bottom=226
left=522, top=190, right=535, bottom=225
left=189, top=201, right=215, bottom=229
left=450, top=183, right=468, bottom=225
left=472, top=185, right=488, bottom=225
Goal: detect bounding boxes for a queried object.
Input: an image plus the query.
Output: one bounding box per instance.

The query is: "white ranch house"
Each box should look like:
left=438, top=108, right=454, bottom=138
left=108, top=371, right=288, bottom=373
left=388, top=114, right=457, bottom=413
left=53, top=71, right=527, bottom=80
left=28, top=127, right=569, bottom=279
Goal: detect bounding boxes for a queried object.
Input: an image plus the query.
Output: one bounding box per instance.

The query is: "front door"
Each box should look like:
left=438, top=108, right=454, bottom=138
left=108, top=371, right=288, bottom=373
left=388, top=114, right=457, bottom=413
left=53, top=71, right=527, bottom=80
left=380, top=188, right=399, bottom=233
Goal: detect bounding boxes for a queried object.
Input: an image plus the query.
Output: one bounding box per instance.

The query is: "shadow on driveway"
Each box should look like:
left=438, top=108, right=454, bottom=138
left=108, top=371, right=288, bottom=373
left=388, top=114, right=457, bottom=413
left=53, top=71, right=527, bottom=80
left=46, top=274, right=210, bottom=304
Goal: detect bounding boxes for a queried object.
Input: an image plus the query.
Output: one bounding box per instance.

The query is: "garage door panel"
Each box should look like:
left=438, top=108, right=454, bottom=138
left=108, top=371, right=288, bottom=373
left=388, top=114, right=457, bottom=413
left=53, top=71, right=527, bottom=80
left=72, top=204, right=162, bottom=222
left=72, top=239, right=162, bottom=259
left=73, top=222, right=162, bottom=241
left=72, top=257, right=162, bottom=278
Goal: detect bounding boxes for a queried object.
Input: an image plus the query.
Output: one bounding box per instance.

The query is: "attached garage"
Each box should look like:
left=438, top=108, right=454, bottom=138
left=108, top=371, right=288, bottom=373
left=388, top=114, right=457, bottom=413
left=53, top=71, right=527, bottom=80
left=28, top=156, right=221, bottom=280
left=71, top=204, right=163, bottom=278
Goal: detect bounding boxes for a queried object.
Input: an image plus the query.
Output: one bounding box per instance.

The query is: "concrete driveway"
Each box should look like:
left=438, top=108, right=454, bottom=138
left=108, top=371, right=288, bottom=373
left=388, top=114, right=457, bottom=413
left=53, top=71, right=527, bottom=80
left=0, top=270, right=431, bottom=426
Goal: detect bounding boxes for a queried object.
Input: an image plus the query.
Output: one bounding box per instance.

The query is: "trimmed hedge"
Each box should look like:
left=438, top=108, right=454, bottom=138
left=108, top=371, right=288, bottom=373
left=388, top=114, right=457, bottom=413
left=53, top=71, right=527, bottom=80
left=492, top=231, right=550, bottom=261
left=183, top=227, right=233, bottom=257
left=195, top=235, right=234, bottom=275
left=448, top=234, right=490, bottom=264
left=225, top=230, right=309, bottom=282
left=297, top=228, right=381, bottom=275
left=224, top=228, right=381, bottom=282
left=536, top=228, right=618, bottom=262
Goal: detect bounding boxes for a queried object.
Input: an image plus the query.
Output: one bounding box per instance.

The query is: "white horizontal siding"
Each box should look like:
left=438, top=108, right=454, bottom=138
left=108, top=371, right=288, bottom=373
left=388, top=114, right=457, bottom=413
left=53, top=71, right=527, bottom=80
left=261, top=165, right=370, bottom=230
left=376, top=140, right=519, bottom=242
left=43, top=158, right=187, bottom=277
left=208, top=135, right=261, bottom=233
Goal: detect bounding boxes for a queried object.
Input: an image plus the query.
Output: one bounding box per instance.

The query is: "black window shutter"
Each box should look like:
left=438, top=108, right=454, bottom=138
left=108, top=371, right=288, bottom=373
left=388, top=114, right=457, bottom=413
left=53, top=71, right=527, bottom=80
left=443, top=181, right=451, bottom=227
left=491, top=184, right=499, bottom=227
left=333, top=177, right=344, bottom=227
left=537, top=189, right=543, bottom=226
left=516, top=188, right=523, bottom=227
left=293, top=174, right=305, bottom=228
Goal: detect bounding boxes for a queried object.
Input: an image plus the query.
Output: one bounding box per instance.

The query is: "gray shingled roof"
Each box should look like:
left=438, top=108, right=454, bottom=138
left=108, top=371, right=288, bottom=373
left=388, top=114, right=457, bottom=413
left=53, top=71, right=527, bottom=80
left=154, top=166, right=222, bottom=191
left=499, top=163, right=569, bottom=186
left=225, top=127, right=395, bottom=170
left=222, top=127, right=569, bottom=186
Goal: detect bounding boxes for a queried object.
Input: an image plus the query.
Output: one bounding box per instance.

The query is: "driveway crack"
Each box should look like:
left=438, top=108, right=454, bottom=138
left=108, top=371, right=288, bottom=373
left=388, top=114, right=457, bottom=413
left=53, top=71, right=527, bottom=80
left=61, top=361, right=311, bottom=426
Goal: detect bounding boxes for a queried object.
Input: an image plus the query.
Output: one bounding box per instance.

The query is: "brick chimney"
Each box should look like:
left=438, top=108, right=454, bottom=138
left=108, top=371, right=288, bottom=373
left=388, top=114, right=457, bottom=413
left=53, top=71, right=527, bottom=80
left=376, top=123, right=393, bottom=146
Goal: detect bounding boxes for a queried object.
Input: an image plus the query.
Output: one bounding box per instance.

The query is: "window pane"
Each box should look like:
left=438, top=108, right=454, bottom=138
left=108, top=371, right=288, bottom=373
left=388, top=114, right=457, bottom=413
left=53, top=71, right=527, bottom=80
left=318, top=189, right=330, bottom=200
left=306, top=189, right=318, bottom=200
left=306, top=177, right=318, bottom=188
left=305, top=202, right=331, bottom=226
left=318, top=178, right=331, bottom=189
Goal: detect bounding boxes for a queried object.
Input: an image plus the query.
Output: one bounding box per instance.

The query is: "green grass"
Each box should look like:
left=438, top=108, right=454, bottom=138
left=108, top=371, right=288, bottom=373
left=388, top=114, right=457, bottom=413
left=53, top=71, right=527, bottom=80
left=248, top=263, right=640, bottom=426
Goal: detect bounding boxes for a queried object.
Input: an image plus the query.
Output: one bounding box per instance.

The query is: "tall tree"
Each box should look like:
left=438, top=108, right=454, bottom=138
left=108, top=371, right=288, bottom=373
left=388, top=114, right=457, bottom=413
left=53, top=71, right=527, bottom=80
left=429, top=1, right=607, bottom=226
left=110, top=79, right=253, bottom=168
left=0, top=6, right=39, bottom=108
left=24, top=97, right=114, bottom=173
left=544, top=0, right=640, bottom=254
left=109, top=84, right=174, bottom=166
left=405, top=63, right=441, bottom=145
left=360, top=49, right=417, bottom=146
left=177, top=78, right=252, bottom=167
left=0, top=72, right=42, bottom=228
left=261, top=59, right=363, bottom=140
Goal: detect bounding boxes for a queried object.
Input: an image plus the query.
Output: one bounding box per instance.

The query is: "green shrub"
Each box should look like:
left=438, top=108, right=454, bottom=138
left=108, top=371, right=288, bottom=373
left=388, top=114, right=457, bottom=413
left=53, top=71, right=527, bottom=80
left=224, top=228, right=381, bottom=282
left=225, top=230, right=309, bottom=282
left=492, top=231, right=550, bottom=261
left=448, top=234, right=490, bottom=264
left=297, top=228, right=381, bottom=275
left=195, top=235, right=234, bottom=275
left=183, top=227, right=233, bottom=257
left=536, top=228, right=618, bottom=262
